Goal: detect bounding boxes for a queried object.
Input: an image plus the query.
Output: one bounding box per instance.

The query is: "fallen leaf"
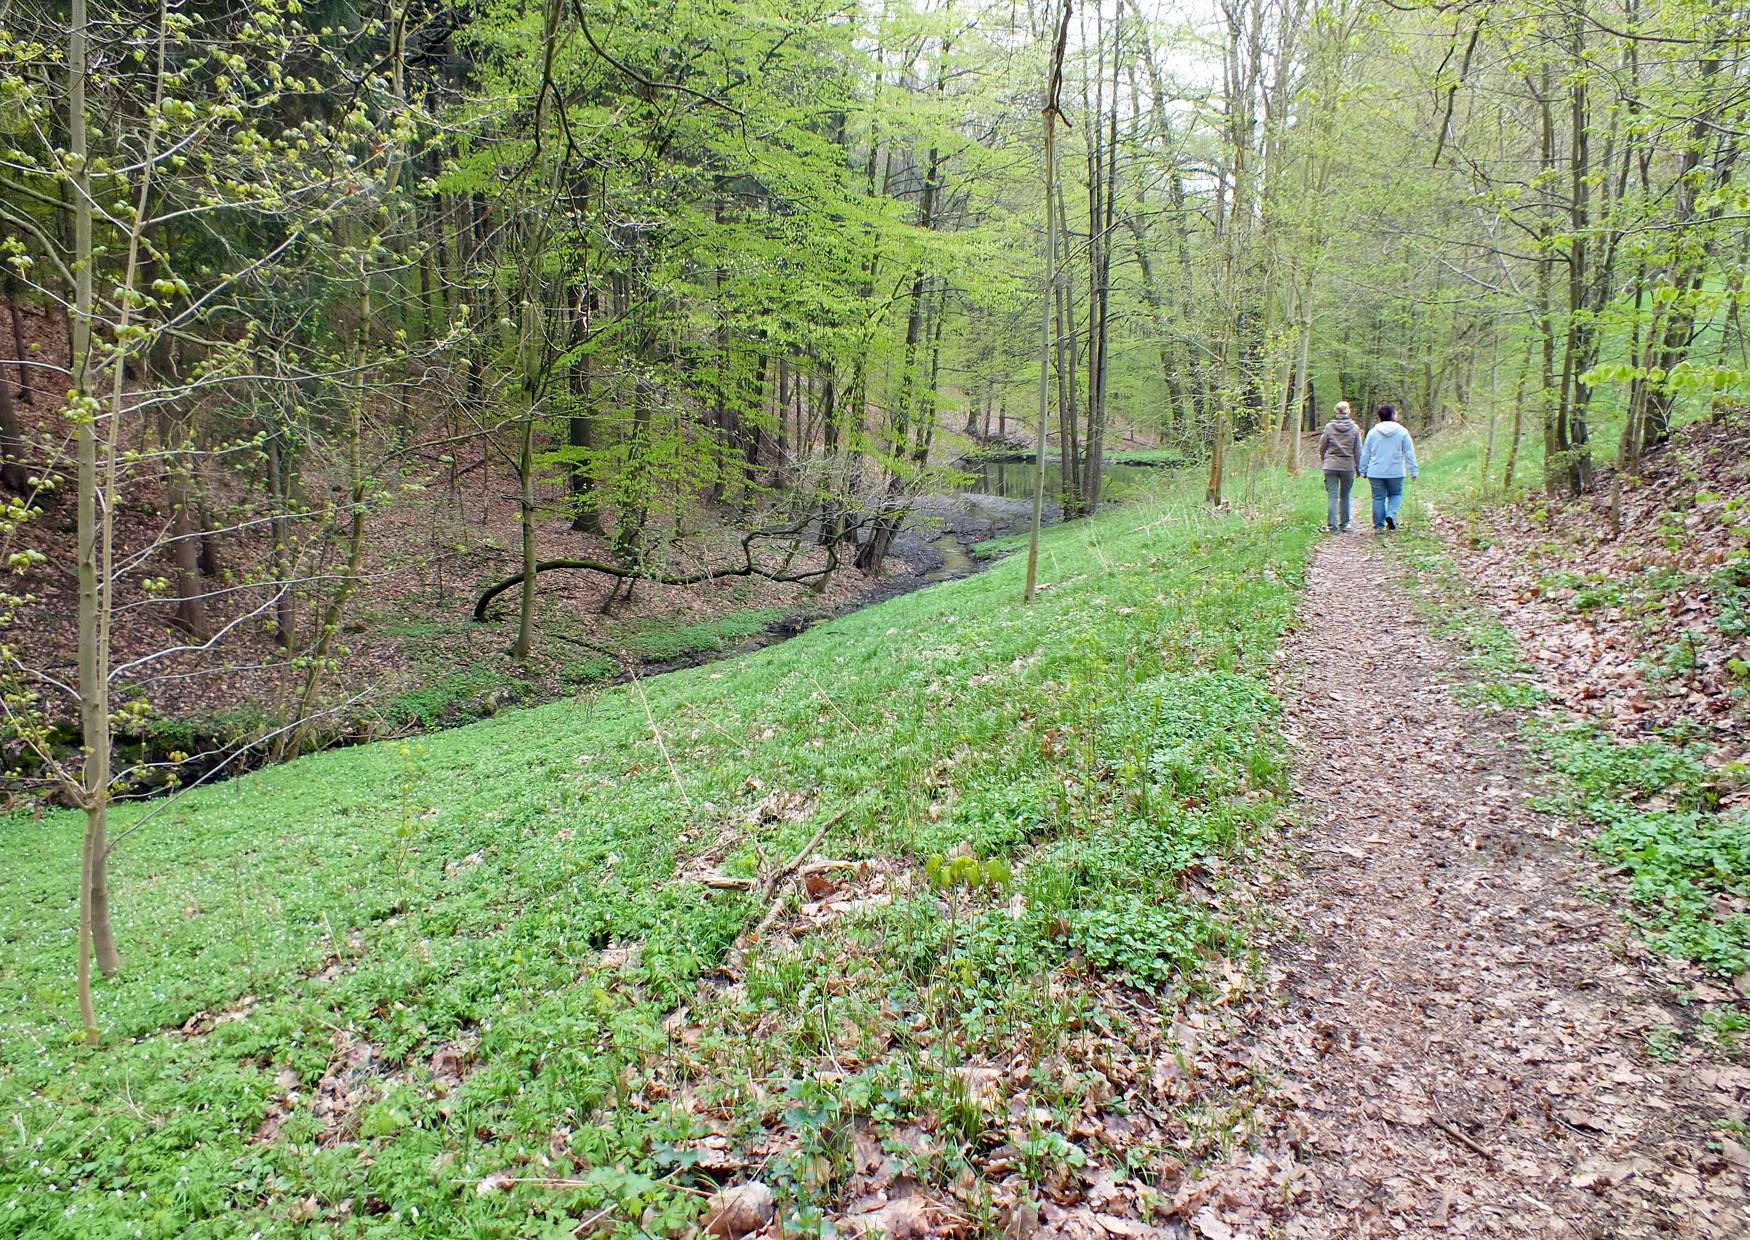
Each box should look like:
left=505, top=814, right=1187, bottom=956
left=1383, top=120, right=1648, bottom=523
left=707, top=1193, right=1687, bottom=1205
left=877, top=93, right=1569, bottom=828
left=704, top=1182, right=775, bottom=1238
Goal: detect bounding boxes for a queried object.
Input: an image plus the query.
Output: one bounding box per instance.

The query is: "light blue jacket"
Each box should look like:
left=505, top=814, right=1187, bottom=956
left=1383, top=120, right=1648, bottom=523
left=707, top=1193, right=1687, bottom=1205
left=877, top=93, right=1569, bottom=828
left=1359, top=422, right=1418, bottom=480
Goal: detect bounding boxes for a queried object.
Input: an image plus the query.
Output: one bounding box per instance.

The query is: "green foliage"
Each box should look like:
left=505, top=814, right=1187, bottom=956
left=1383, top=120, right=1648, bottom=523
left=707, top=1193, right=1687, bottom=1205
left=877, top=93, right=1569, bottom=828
left=560, top=654, right=620, bottom=686
left=382, top=660, right=535, bottom=728
left=1533, top=722, right=1715, bottom=809
left=1713, top=553, right=1750, bottom=638
left=618, top=608, right=788, bottom=663
left=133, top=707, right=276, bottom=752
left=1530, top=722, right=1750, bottom=976
left=924, top=852, right=1011, bottom=892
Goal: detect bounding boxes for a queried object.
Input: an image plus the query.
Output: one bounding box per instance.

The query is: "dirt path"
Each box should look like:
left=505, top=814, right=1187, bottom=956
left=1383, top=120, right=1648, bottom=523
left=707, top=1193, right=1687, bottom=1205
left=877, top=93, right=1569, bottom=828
left=1191, top=536, right=1750, bottom=1238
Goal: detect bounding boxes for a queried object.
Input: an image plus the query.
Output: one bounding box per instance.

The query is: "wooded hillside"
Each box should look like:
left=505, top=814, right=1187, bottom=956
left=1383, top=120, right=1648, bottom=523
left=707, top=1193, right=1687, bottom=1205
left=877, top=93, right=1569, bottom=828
left=3, top=0, right=1750, bottom=1231
left=5, top=0, right=1744, bottom=802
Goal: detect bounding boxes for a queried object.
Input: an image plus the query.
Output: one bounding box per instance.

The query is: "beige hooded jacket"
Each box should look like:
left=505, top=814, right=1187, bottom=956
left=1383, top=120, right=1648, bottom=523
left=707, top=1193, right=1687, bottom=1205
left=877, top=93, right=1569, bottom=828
left=1318, top=415, right=1362, bottom=473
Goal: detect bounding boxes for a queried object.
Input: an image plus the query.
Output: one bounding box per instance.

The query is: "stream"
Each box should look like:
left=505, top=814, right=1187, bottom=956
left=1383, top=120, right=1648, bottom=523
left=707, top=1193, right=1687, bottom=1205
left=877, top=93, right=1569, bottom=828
left=12, top=458, right=1182, bottom=805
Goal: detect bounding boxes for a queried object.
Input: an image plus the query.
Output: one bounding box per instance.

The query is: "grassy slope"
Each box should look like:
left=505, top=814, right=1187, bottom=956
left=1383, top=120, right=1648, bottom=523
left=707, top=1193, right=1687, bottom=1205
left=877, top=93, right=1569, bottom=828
left=0, top=472, right=1320, bottom=1237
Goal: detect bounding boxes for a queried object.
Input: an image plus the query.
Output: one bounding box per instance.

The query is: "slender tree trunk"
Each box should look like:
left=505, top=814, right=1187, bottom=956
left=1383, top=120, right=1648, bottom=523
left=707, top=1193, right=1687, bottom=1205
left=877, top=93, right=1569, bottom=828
left=4, top=273, right=31, bottom=405
left=1480, top=327, right=1500, bottom=485
left=1286, top=280, right=1313, bottom=475
left=514, top=414, right=537, bottom=661
left=1503, top=334, right=1534, bottom=491
left=1053, top=176, right=1083, bottom=517
left=164, top=407, right=211, bottom=639
left=1029, top=4, right=1069, bottom=603
left=1083, top=12, right=1120, bottom=512
left=264, top=432, right=297, bottom=648
left=69, top=0, right=113, bottom=1032
left=569, top=283, right=603, bottom=534
left=0, top=349, right=27, bottom=492
left=278, top=273, right=372, bottom=762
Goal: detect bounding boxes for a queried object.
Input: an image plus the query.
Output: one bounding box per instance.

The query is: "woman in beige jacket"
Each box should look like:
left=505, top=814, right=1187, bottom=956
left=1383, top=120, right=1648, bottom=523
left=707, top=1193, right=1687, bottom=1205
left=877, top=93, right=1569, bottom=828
left=1317, top=401, right=1363, bottom=532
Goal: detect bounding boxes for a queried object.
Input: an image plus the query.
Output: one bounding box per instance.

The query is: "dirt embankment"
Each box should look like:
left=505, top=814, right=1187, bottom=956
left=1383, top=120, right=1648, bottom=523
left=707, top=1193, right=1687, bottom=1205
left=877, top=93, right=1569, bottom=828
left=1435, top=409, right=1750, bottom=790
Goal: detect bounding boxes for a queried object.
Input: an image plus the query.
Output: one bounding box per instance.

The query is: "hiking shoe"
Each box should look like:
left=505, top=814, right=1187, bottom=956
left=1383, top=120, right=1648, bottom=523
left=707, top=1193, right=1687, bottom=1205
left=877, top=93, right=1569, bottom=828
left=1385, top=515, right=1396, bottom=530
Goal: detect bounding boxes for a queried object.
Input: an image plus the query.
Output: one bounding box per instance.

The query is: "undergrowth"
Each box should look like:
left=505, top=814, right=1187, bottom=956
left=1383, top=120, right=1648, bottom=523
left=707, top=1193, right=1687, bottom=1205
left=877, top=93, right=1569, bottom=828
left=617, top=607, right=789, bottom=663
left=0, top=474, right=1319, bottom=1237
left=382, top=660, right=537, bottom=728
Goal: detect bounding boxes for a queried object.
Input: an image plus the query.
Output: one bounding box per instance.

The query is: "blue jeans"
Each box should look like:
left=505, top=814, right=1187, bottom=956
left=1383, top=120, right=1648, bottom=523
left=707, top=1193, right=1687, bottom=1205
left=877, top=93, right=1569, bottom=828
left=1368, top=476, right=1405, bottom=529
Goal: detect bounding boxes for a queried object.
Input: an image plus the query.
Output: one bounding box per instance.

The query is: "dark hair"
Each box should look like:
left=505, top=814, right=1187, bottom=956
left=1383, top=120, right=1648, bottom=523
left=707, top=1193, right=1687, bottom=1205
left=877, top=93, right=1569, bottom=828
left=1375, top=404, right=1397, bottom=422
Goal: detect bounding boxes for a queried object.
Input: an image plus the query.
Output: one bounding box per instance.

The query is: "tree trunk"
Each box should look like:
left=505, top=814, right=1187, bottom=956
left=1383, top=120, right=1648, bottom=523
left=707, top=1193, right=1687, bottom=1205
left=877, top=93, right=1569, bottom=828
left=1052, top=176, right=1082, bottom=517
left=264, top=432, right=297, bottom=649
left=164, top=409, right=211, bottom=639
left=4, top=273, right=32, bottom=405
left=569, top=290, right=603, bottom=534
left=1503, top=335, right=1534, bottom=491
left=513, top=414, right=537, bottom=662
left=0, top=349, right=27, bottom=492
left=1029, top=3, right=1070, bottom=602
left=69, top=0, right=120, bottom=1037
left=277, top=276, right=372, bottom=762
left=1286, top=282, right=1313, bottom=475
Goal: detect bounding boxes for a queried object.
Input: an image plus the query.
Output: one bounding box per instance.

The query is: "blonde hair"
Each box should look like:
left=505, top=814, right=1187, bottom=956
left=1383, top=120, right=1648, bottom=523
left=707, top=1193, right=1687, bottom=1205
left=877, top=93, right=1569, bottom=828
left=1334, top=400, right=1352, bottom=417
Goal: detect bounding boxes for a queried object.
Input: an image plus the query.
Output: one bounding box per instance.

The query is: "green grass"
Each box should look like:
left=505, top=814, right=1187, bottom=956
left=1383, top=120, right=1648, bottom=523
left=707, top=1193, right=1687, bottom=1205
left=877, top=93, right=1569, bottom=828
left=969, top=532, right=1028, bottom=557
left=616, top=607, right=789, bottom=663
left=0, top=473, right=1321, bottom=1237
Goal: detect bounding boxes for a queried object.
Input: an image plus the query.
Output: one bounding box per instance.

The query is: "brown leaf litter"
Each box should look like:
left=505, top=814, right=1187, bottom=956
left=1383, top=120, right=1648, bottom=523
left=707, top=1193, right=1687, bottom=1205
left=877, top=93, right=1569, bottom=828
left=1435, top=408, right=1750, bottom=778
left=1184, top=535, right=1749, bottom=1238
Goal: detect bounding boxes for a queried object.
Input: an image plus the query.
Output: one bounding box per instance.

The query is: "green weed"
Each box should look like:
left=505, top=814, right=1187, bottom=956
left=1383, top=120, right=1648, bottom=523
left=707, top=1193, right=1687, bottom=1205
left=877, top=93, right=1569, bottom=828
left=0, top=474, right=1320, bottom=1236
left=618, top=607, right=788, bottom=662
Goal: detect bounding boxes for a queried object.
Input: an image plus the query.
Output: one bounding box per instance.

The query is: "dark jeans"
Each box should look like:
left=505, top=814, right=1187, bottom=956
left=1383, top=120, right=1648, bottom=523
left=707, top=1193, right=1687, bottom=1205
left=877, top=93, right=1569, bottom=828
left=1323, top=469, right=1354, bottom=530
left=1369, top=475, right=1405, bottom=529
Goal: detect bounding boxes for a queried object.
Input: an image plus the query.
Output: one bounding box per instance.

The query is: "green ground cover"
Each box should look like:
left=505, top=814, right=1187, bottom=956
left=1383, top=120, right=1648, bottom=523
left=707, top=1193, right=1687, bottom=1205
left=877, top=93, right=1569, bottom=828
left=0, top=471, right=1320, bottom=1237
left=617, top=608, right=790, bottom=663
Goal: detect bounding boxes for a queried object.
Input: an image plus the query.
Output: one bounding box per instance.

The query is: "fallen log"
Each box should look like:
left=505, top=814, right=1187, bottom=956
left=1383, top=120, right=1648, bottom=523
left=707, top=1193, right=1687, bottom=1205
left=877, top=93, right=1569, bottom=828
left=471, top=517, right=868, bottom=622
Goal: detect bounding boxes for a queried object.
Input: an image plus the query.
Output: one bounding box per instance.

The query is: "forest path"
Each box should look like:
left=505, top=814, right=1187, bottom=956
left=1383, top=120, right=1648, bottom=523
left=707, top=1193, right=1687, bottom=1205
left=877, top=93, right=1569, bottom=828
left=1191, top=534, right=1749, bottom=1237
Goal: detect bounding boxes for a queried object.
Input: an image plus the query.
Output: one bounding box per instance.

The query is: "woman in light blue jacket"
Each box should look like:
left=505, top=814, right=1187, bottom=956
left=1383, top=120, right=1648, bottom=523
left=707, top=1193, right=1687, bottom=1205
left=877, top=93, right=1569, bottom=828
left=1357, top=404, right=1418, bottom=531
